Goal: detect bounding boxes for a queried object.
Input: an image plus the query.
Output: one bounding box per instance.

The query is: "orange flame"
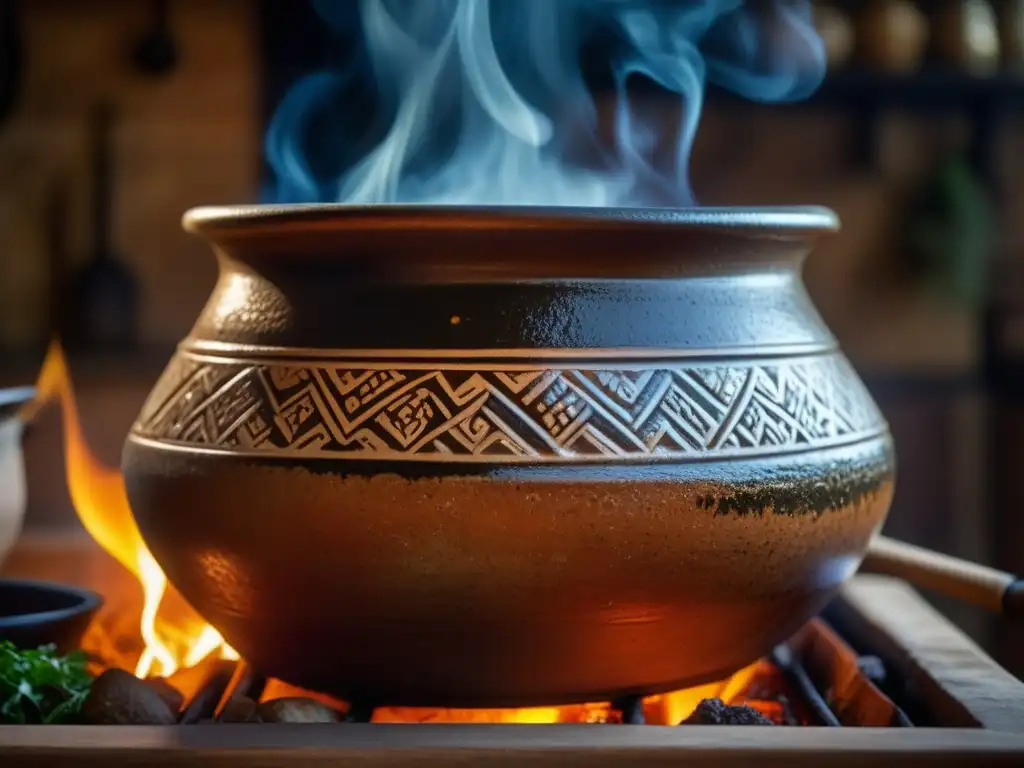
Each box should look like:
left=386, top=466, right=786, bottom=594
left=259, top=658, right=768, bottom=724
left=367, top=661, right=765, bottom=724
left=31, top=341, right=237, bottom=678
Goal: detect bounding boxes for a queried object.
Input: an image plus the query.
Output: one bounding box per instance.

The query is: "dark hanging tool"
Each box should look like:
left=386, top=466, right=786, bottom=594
left=0, top=0, right=24, bottom=126
left=44, top=176, right=71, bottom=344
left=67, top=102, right=139, bottom=353
left=133, top=0, right=179, bottom=76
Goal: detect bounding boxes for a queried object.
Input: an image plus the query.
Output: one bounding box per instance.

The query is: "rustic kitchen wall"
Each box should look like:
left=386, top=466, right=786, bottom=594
left=1, top=2, right=991, bottom=364
left=0, top=0, right=259, bottom=351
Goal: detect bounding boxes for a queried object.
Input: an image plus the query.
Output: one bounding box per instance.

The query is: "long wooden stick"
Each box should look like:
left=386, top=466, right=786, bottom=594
left=862, top=536, right=1023, bottom=619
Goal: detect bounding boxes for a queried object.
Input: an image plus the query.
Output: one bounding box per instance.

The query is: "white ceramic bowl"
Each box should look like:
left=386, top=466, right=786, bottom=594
left=0, top=387, right=34, bottom=569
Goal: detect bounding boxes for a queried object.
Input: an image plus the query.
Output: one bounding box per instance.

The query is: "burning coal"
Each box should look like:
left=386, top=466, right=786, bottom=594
left=266, top=0, right=824, bottom=206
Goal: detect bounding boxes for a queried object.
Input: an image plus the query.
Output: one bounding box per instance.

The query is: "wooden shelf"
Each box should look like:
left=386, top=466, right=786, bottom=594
left=705, top=69, right=1024, bottom=112
left=708, top=68, right=1022, bottom=180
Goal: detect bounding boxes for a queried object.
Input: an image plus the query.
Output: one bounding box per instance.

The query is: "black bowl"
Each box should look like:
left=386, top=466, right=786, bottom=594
left=0, top=579, right=103, bottom=652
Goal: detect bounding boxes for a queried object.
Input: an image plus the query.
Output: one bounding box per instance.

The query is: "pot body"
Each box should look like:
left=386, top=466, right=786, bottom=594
left=123, top=206, right=894, bottom=706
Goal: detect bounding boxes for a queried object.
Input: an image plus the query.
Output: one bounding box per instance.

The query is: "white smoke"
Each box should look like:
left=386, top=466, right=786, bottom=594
left=266, top=0, right=825, bottom=207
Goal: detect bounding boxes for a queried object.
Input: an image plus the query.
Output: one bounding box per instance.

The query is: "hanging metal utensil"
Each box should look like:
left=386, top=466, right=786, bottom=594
left=66, top=102, right=139, bottom=353
left=0, top=0, right=24, bottom=127
left=44, top=176, right=71, bottom=344
left=133, top=0, right=179, bottom=76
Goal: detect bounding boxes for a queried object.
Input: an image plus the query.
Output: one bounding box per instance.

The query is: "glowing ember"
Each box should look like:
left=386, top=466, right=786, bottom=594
left=31, top=341, right=237, bottom=678
left=261, top=661, right=779, bottom=725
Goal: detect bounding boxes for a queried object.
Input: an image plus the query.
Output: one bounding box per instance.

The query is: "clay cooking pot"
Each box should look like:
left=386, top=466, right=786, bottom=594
left=122, top=205, right=895, bottom=707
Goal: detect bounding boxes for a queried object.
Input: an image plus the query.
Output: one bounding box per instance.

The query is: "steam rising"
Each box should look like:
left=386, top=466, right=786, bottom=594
left=266, top=0, right=825, bottom=207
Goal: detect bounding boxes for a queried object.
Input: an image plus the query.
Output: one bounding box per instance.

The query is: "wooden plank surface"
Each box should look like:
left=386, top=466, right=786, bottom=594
left=1, top=724, right=1024, bottom=768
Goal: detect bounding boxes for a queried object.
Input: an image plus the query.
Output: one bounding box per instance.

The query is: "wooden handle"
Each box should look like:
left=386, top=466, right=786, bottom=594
left=862, top=536, right=1024, bottom=619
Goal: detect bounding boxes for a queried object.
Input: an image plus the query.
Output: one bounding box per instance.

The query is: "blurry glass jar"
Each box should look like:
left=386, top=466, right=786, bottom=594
left=815, top=3, right=856, bottom=70
left=930, top=0, right=1000, bottom=75
left=855, top=0, right=930, bottom=74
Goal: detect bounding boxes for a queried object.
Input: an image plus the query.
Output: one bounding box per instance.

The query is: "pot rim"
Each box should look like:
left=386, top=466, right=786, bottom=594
left=183, top=204, right=840, bottom=239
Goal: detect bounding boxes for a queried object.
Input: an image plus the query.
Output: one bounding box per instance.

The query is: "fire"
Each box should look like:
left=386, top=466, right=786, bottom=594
left=366, top=661, right=766, bottom=724
left=25, top=341, right=785, bottom=723
left=258, top=661, right=774, bottom=725
left=30, top=341, right=237, bottom=678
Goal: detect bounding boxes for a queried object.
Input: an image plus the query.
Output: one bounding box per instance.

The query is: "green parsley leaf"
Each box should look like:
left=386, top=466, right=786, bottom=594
left=0, top=641, right=94, bottom=724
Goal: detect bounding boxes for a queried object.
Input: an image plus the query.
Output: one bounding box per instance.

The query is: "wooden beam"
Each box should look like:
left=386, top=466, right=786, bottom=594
left=1, top=724, right=1024, bottom=768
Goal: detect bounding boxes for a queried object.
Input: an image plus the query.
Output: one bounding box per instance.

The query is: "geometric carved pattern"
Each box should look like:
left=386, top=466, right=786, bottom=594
left=131, top=351, right=886, bottom=462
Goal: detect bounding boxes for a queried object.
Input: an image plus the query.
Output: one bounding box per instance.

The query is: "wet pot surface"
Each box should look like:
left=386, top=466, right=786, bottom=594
left=123, top=205, right=895, bottom=706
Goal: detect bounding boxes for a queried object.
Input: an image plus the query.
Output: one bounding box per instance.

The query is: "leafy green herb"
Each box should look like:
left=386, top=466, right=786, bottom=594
left=0, top=641, right=93, bottom=724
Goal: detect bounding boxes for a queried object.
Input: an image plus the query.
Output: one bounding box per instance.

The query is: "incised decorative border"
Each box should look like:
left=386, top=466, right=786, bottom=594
left=130, top=349, right=886, bottom=463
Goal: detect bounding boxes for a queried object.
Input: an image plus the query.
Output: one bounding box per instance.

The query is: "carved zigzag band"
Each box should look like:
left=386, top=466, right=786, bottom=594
left=130, top=351, right=886, bottom=463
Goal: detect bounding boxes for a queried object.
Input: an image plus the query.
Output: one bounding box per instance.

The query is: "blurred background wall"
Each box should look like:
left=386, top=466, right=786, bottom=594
left=0, top=0, right=1022, bottom=671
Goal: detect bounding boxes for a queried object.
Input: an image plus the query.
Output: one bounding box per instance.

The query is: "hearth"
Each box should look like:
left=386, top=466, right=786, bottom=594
left=4, top=346, right=1024, bottom=764
left=160, top=618, right=886, bottom=727
left=2, top=537, right=1024, bottom=767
